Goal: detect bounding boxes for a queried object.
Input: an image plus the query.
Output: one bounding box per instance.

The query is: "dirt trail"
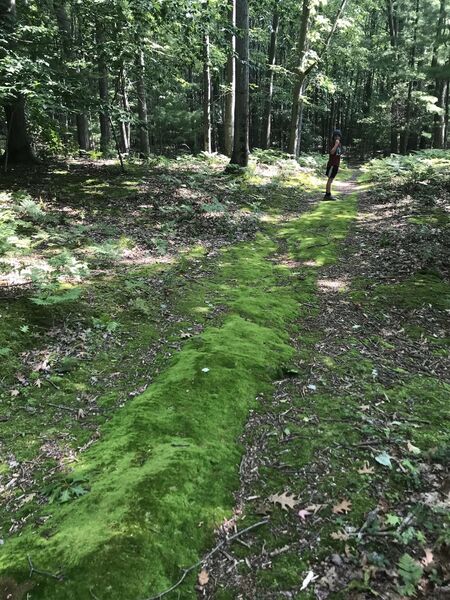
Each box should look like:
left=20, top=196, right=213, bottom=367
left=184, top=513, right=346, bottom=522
left=200, top=173, right=449, bottom=599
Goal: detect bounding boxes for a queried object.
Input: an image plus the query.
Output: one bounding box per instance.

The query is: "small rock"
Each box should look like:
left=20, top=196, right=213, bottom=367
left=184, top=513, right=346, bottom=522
left=331, top=553, right=343, bottom=567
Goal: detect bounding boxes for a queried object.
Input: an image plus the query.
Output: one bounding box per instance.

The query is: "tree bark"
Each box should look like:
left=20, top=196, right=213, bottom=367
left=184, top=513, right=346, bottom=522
left=96, top=20, right=111, bottom=155
left=230, top=0, right=249, bottom=167
left=203, top=33, right=212, bottom=153
left=119, top=70, right=131, bottom=153
left=136, top=49, right=150, bottom=157
left=1, top=0, right=37, bottom=164
left=76, top=113, right=90, bottom=151
left=262, top=4, right=279, bottom=149
left=224, top=0, right=236, bottom=157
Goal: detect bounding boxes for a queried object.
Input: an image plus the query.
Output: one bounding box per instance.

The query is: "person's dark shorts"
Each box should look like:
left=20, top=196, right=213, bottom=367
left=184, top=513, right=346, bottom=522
left=325, top=163, right=339, bottom=179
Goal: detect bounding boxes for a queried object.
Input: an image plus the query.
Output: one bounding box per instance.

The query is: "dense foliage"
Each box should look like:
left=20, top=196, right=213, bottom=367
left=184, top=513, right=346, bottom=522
left=0, top=0, right=449, bottom=163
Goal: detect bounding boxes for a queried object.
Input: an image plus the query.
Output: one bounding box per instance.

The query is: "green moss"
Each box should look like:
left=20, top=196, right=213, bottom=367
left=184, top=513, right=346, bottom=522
left=371, top=273, right=450, bottom=310
left=0, top=174, right=359, bottom=599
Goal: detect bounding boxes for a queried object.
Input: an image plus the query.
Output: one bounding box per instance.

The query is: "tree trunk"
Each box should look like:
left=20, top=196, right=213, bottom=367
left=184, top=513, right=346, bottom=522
left=136, top=49, right=150, bottom=157
left=1, top=0, right=37, bottom=164
left=4, top=96, right=37, bottom=163
left=118, top=69, right=130, bottom=153
left=224, top=0, right=236, bottom=157
left=76, top=113, right=90, bottom=151
left=288, top=0, right=311, bottom=155
left=203, top=33, right=212, bottom=153
left=262, top=4, right=279, bottom=149
left=230, top=0, right=249, bottom=167
left=96, top=20, right=111, bottom=155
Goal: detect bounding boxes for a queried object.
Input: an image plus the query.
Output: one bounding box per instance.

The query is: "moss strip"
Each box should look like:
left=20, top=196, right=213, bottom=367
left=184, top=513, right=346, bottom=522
left=0, top=196, right=357, bottom=599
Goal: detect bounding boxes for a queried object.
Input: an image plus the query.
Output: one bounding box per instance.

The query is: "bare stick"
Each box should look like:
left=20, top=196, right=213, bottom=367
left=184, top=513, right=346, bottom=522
left=143, top=519, right=269, bottom=600
left=27, top=555, right=63, bottom=581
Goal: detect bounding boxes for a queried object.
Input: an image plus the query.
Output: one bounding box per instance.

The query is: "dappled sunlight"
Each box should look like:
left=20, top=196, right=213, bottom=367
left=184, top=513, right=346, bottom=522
left=317, top=277, right=349, bottom=292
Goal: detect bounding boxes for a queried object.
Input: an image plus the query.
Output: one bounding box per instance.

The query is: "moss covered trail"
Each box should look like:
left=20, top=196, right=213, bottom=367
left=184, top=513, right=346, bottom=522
left=1, top=156, right=448, bottom=600
left=0, top=159, right=357, bottom=599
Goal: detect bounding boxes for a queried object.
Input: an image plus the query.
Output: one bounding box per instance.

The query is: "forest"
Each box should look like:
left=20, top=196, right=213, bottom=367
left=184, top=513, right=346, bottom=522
left=0, top=1, right=449, bottom=599
left=1, top=0, right=449, bottom=163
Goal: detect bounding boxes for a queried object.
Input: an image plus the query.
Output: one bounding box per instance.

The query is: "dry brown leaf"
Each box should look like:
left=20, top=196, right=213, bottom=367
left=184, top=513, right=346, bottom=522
left=268, top=491, right=298, bottom=510
left=358, top=461, right=375, bottom=475
left=330, top=530, right=350, bottom=541
left=198, top=569, right=209, bottom=586
left=332, top=499, right=352, bottom=515
left=421, top=548, right=434, bottom=567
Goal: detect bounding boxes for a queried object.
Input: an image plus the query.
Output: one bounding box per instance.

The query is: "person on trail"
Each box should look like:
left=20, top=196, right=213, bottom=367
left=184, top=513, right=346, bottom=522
left=324, top=129, right=343, bottom=200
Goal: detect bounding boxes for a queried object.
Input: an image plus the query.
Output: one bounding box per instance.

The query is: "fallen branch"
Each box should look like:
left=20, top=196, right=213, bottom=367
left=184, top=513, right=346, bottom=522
left=143, top=519, right=269, bottom=600
left=27, top=555, right=63, bottom=581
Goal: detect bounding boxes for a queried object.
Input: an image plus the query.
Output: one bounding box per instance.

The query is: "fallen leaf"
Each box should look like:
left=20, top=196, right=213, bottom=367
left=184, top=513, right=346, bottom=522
left=332, top=499, right=352, bottom=515
left=34, top=379, right=42, bottom=388
left=406, top=441, right=421, bottom=455
left=375, top=451, right=393, bottom=469
left=180, top=332, right=192, bottom=339
left=268, top=491, right=298, bottom=510
left=300, top=570, right=318, bottom=590
left=421, top=548, right=434, bottom=567
left=201, top=367, right=209, bottom=373
left=358, top=461, right=375, bottom=475
left=10, top=389, right=20, bottom=397
left=331, top=530, right=350, bottom=541
left=77, top=409, right=85, bottom=420
left=198, top=569, right=209, bottom=586
left=298, top=508, right=312, bottom=521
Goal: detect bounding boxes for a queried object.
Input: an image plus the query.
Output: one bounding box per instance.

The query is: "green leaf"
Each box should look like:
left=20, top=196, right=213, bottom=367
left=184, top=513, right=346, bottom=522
left=375, top=451, right=393, bottom=469
left=397, top=553, right=423, bottom=596
left=385, top=513, right=401, bottom=527
left=59, top=489, right=71, bottom=503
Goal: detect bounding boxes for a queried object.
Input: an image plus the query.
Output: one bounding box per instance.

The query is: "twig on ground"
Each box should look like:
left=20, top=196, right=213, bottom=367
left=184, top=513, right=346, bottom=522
left=143, top=519, right=269, bottom=600
left=27, top=555, right=63, bottom=581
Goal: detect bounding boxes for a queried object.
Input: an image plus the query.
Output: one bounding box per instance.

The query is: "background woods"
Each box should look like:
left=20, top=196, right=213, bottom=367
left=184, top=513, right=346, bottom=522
left=0, top=0, right=449, bottom=165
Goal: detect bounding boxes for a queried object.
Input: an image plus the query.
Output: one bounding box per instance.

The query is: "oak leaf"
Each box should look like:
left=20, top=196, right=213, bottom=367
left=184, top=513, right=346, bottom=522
left=268, top=491, right=298, bottom=510
left=332, top=499, right=352, bottom=515
left=358, top=462, right=375, bottom=475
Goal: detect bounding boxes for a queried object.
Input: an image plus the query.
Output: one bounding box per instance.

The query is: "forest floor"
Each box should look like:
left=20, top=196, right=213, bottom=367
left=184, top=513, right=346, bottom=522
left=0, top=153, right=449, bottom=600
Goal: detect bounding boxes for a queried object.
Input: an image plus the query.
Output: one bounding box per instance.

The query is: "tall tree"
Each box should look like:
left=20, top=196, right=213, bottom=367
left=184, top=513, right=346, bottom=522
left=224, top=0, right=236, bottom=157
left=0, top=0, right=36, bottom=164
left=230, top=0, right=249, bottom=166
left=261, top=1, right=280, bottom=149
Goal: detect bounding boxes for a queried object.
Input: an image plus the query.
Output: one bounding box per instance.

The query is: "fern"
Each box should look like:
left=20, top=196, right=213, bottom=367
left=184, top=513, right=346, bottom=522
left=397, top=553, right=423, bottom=597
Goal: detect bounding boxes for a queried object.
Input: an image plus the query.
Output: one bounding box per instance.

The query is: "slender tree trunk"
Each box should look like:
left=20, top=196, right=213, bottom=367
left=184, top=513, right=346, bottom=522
left=444, top=79, right=449, bottom=149
left=262, top=4, right=279, bottom=149
left=288, top=0, right=311, bottom=155
left=96, top=20, right=111, bottom=155
left=119, top=69, right=130, bottom=153
left=224, top=0, right=236, bottom=156
left=230, top=0, right=249, bottom=167
left=203, top=33, right=212, bottom=153
left=136, top=49, right=150, bottom=157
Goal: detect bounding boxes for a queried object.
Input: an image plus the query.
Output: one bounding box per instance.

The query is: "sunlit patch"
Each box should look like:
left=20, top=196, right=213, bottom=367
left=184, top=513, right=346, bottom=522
left=317, top=277, right=348, bottom=292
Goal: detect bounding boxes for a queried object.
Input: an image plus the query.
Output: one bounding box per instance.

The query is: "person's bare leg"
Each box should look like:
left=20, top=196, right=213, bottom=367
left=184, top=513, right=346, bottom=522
left=326, top=177, right=333, bottom=195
